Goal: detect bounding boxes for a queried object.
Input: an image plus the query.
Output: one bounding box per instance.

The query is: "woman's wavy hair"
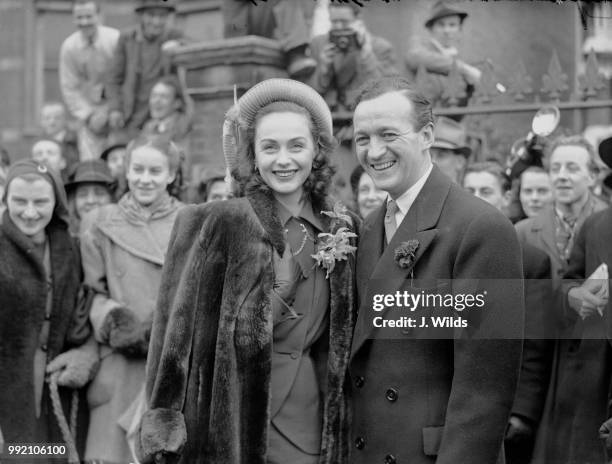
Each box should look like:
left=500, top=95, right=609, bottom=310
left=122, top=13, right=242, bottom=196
left=125, top=133, right=185, bottom=199
left=231, top=101, right=336, bottom=206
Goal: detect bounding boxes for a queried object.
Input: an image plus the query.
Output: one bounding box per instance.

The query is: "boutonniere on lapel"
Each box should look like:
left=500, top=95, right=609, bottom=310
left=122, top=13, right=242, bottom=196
left=395, top=240, right=419, bottom=272
left=312, top=202, right=357, bottom=279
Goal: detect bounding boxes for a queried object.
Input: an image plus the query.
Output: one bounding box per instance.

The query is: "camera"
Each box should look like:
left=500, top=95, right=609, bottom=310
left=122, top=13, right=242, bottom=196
left=329, top=28, right=359, bottom=52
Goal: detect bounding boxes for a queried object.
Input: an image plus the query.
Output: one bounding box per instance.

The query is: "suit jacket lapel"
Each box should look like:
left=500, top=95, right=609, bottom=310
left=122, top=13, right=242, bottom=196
left=351, top=167, right=450, bottom=359
left=536, top=208, right=560, bottom=262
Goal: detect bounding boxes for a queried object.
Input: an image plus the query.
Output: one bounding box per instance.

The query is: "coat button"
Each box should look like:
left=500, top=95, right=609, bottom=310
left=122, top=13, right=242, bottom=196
left=290, top=352, right=299, bottom=360
left=354, top=376, right=365, bottom=388
left=355, top=436, right=365, bottom=450
left=384, top=454, right=396, bottom=464
left=41, top=344, right=47, bottom=352
left=385, top=388, right=398, bottom=402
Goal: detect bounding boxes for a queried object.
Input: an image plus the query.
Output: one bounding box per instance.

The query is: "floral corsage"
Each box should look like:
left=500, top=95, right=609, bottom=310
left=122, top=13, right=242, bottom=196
left=311, top=203, right=357, bottom=278
left=394, top=240, right=419, bottom=269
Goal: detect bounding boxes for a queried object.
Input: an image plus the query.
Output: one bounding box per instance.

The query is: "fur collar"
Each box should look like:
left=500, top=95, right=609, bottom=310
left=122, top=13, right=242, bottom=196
left=245, top=186, right=342, bottom=257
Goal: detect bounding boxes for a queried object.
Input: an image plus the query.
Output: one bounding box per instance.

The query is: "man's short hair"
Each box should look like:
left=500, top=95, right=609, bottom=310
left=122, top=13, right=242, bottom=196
left=464, top=161, right=511, bottom=192
left=41, top=101, right=67, bottom=114
left=72, top=0, right=100, bottom=11
left=548, top=135, right=598, bottom=173
left=329, top=2, right=362, bottom=16
left=355, top=76, right=434, bottom=131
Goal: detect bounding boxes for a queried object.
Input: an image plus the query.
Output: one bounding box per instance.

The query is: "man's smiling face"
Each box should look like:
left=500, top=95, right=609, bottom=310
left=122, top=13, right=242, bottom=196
left=353, top=91, right=433, bottom=199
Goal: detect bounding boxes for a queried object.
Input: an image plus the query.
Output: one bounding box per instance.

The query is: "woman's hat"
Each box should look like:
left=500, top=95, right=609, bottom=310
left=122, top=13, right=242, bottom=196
left=65, top=160, right=115, bottom=191
left=425, top=1, right=468, bottom=29
left=2, top=159, right=70, bottom=227
left=222, top=78, right=333, bottom=172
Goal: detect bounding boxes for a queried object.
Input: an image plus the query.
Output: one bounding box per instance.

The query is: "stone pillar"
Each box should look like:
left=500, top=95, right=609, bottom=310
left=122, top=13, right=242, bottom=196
left=169, top=36, right=288, bottom=189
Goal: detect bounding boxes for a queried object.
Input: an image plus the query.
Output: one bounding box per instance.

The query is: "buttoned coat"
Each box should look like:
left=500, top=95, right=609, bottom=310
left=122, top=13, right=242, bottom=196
left=80, top=195, right=182, bottom=463
left=349, top=167, right=524, bottom=464
left=537, top=207, right=612, bottom=464
left=136, top=187, right=358, bottom=464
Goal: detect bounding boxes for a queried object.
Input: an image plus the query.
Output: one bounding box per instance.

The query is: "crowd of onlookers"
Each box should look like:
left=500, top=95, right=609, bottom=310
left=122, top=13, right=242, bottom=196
left=1, top=0, right=612, bottom=463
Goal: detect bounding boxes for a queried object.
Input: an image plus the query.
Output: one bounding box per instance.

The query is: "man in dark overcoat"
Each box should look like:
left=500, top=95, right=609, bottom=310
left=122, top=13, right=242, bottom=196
left=348, top=76, right=524, bottom=464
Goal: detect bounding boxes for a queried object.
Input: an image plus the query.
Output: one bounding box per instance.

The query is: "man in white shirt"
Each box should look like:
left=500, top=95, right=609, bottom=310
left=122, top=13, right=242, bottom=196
left=59, top=0, right=119, bottom=160
left=348, top=76, right=524, bottom=464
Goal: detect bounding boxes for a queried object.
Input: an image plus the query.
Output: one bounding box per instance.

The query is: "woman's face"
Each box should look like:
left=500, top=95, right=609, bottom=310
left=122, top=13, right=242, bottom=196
left=126, top=146, right=175, bottom=206
left=254, top=111, right=316, bottom=202
left=357, top=172, right=387, bottom=218
left=74, top=182, right=112, bottom=218
left=7, top=176, right=55, bottom=243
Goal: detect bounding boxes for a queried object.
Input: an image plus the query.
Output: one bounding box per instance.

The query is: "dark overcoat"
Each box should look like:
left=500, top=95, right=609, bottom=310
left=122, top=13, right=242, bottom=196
left=541, top=207, right=612, bottom=463
left=137, top=187, right=358, bottom=464
left=0, top=212, right=83, bottom=448
left=349, top=167, right=524, bottom=464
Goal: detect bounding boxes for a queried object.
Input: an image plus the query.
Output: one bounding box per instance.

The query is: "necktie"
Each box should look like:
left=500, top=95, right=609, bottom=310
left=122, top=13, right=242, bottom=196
left=385, top=200, right=398, bottom=244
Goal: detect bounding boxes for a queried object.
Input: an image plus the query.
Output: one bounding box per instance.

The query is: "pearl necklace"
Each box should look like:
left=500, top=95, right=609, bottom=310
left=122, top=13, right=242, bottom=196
left=285, top=222, right=315, bottom=257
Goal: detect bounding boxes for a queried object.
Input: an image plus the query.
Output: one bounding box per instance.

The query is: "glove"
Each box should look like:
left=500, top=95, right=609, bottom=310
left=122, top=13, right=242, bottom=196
left=599, top=417, right=612, bottom=456
left=136, top=409, right=186, bottom=464
left=46, top=337, right=99, bottom=388
left=103, top=307, right=151, bottom=358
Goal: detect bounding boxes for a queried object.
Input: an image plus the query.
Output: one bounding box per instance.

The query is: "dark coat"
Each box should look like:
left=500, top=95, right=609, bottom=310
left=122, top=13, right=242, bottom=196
left=137, top=187, right=358, bottom=464
left=349, top=167, right=524, bottom=464
left=0, top=213, right=82, bottom=446
left=540, top=207, right=612, bottom=464
left=106, top=26, right=185, bottom=130
left=512, top=243, right=554, bottom=426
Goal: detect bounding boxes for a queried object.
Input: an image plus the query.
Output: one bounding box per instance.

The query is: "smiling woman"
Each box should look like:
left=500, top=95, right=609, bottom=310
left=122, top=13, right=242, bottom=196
left=137, top=79, right=358, bottom=464
left=78, top=133, right=184, bottom=463
left=0, top=160, right=94, bottom=462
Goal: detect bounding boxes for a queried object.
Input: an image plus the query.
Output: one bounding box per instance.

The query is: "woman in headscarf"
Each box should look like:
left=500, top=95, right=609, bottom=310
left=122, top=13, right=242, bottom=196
left=137, top=79, right=358, bottom=464
left=0, top=160, right=97, bottom=461
left=80, top=133, right=184, bottom=463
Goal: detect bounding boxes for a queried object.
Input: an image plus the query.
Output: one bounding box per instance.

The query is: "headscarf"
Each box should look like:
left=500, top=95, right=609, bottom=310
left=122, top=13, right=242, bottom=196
left=2, top=159, right=70, bottom=228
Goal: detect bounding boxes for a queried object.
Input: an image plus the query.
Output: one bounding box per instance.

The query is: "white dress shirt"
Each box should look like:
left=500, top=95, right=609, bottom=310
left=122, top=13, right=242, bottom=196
left=388, top=162, right=434, bottom=228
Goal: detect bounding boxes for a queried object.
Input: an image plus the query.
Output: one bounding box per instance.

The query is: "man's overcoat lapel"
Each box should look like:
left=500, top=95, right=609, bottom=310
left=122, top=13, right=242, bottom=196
left=351, top=167, right=451, bottom=359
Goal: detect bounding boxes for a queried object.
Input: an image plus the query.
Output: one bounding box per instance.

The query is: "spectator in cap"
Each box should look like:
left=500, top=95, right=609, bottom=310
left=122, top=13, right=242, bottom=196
left=65, top=160, right=115, bottom=236
left=309, top=2, right=398, bottom=117
left=223, top=0, right=317, bottom=78
left=0, top=160, right=98, bottom=461
left=430, top=116, right=471, bottom=184
left=107, top=0, right=187, bottom=136
left=405, top=1, right=481, bottom=111
left=59, top=0, right=119, bottom=161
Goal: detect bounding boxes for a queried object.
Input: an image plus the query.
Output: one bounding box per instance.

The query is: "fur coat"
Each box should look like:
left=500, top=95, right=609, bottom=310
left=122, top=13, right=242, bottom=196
left=0, top=212, right=83, bottom=448
left=137, top=187, right=358, bottom=464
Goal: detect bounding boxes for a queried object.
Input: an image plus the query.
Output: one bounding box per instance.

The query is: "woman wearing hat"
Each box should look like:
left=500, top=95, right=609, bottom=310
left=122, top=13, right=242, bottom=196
left=0, top=160, right=97, bottom=462
left=80, top=133, right=184, bottom=463
left=137, top=79, right=358, bottom=464
left=65, top=159, right=115, bottom=236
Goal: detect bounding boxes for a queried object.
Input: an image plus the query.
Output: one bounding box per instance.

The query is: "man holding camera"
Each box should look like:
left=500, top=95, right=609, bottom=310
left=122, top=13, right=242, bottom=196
left=308, top=3, right=398, bottom=114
